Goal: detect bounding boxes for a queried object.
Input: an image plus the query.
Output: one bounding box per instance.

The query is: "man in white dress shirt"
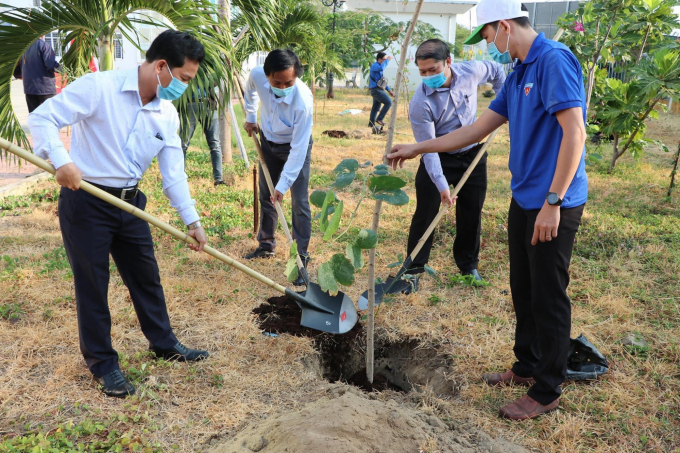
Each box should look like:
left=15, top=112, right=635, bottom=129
left=243, top=49, right=313, bottom=286
left=28, top=30, right=210, bottom=398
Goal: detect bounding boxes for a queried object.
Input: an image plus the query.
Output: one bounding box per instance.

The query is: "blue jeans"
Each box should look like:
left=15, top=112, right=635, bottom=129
left=181, top=101, right=223, bottom=181
left=369, top=87, right=392, bottom=126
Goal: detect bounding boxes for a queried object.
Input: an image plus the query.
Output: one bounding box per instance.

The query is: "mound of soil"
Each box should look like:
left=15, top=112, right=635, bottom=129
left=207, top=388, right=530, bottom=453
left=322, top=130, right=348, bottom=138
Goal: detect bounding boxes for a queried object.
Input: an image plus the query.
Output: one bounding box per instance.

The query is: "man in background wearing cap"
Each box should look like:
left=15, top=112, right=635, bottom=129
left=386, top=0, right=588, bottom=420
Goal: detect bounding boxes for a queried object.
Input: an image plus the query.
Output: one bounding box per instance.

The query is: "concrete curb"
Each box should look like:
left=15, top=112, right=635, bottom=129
left=0, top=171, right=52, bottom=199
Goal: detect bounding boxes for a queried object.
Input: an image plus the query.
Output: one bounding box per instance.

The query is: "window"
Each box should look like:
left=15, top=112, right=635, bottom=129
left=33, top=0, right=41, bottom=7
left=45, top=31, right=62, bottom=58
left=114, top=33, right=123, bottom=59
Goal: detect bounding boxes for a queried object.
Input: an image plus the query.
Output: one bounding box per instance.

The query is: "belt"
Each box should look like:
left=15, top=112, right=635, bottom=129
left=87, top=181, right=139, bottom=201
left=450, top=143, right=484, bottom=158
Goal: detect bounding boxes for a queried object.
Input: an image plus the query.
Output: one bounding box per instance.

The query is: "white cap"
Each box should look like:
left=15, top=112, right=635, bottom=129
left=463, top=0, right=530, bottom=45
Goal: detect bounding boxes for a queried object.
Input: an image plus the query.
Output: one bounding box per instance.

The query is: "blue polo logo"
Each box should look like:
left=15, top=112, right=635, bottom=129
left=524, top=83, right=534, bottom=96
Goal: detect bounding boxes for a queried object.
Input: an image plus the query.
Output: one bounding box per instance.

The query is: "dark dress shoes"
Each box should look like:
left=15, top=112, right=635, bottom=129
left=462, top=269, right=483, bottom=282
left=150, top=341, right=209, bottom=362
left=95, top=369, right=135, bottom=398
left=499, top=394, right=559, bottom=420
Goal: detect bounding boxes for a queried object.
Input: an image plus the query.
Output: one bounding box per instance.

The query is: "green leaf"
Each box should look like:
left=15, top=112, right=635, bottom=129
left=318, top=261, right=339, bottom=296
left=369, top=175, right=407, bottom=191
left=372, top=189, right=409, bottom=206
left=285, top=257, right=299, bottom=282
left=333, top=159, right=359, bottom=174
left=312, top=205, right=334, bottom=220
left=424, top=265, right=438, bottom=277
left=387, top=261, right=402, bottom=268
left=332, top=172, right=356, bottom=189
left=359, top=161, right=372, bottom=168
left=323, top=200, right=344, bottom=240
left=345, top=243, right=364, bottom=269
left=289, top=241, right=298, bottom=259
left=373, top=164, right=390, bottom=176
left=354, top=229, right=378, bottom=249
left=319, top=189, right=335, bottom=233
left=590, top=153, right=603, bottom=160
left=310, top=190, right=327, bottom=208
left=330, top=253, right=355, bottom=286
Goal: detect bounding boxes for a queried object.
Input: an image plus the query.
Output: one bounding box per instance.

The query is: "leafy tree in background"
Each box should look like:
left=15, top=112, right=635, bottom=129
left=557, top=0, right=680, bottom=170
left=0, top=0, right=277, bottom=159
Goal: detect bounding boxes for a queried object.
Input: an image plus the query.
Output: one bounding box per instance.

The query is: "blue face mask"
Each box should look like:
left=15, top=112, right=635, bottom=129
left=422, top=69, right=447, bottom=89
left=271, top=85, right=295, bottom=98
left=157, top=66, right=188, bottom=101
left=488, top=26, right=513, bottom=65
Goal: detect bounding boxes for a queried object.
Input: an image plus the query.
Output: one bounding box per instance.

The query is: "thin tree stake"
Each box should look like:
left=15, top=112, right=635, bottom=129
left=366, top=0, right=425, bottom=384
left=668, top=142, right=680, bottom=197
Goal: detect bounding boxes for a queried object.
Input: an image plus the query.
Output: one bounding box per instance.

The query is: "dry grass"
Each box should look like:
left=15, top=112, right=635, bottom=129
left=1, top=89, right=679, bottom=452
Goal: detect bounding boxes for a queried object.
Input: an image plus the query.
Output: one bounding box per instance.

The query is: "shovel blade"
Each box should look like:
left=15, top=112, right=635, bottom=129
left=358, top=276, right=415, bottom=310
left=298, top=283, right=358, bottom=334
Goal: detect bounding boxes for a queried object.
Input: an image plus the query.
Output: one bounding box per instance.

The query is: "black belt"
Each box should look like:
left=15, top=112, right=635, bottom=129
left=450, top=142, right=484, bottom=158
left=87, top=181, right=139, bottom=201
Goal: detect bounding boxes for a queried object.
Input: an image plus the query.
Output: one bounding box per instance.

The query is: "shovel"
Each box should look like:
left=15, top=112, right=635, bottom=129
left=0, top=138, right=357, bottom=334
left=250, top=131, right=358, bottom=331
left=358, top=129, right=499, bottom=310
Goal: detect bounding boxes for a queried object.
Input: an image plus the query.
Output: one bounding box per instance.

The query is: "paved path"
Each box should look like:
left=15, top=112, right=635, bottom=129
left=0, top=79, right=71, bottom=189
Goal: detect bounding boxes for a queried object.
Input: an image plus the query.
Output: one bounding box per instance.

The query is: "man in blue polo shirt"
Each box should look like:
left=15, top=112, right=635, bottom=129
left=387, top=0, right=587, bottom=420
left=367, top=52, right=394, bottom=133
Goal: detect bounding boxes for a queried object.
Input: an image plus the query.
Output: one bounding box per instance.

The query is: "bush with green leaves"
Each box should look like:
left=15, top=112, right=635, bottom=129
left=285, top=159, right=408, bottom=295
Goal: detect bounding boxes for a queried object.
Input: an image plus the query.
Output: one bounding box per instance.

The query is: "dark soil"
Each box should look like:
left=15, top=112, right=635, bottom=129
left=321, top=129, right=348, bottom=139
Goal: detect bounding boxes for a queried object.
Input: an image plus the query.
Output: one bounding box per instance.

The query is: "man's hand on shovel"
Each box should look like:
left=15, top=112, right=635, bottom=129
left=187, top=226, right=208, bottom=252
left=55, top=162, right=82, bottom=191
left=271, top=189, right=284, bottom=205
left=440, top=189, right=457, bottom=208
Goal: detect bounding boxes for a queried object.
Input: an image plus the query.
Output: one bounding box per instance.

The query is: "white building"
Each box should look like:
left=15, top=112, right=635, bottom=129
left=348, top=0, right=478, bottom=89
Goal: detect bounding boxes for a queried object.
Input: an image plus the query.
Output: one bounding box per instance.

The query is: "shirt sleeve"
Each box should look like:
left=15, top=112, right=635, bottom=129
left=244, top=68, right=260, bottom=124
left=488, top=80, right=509, bottom=119
left=274, top=103, right=313, bottom=194
left=27, top=73, right=100, bottom=169
left=409, top=97, right=448, bottom=193
left=476, top=61, right=506, bottom=94
left=40, top=41, right=57, bottom=74
left=382, top=60, right=390, bottom=91
left=538, top=49, right=584, bottom=115
left=157, top=111, right=200, bottom=225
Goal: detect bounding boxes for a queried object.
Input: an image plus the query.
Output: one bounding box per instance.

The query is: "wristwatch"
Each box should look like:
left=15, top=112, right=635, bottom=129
left=546, top=192, right=563, bottom=206
left=187, top=220, right=202, bottom=230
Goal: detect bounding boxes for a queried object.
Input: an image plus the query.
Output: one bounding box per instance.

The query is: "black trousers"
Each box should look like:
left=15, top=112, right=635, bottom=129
left=58, top=187, right=178, bottom=377
left=508, top=198, right=585, bottom=405
left=406, top=145, right=487, bottom=274
left=257, top=133, right=312, bottom=256
left=26, top=94, right=55, bottom=113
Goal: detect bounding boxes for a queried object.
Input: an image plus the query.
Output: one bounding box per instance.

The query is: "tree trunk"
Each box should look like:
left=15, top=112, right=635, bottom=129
left=637, top=25, right=651, bottom=64
left=584, top=7, right=620, bottom=117
left=609, top=133, right=619, bottom=172
left=98, top=37, right=114, bottom=71
left=218, top=0, right=233, bottom=164
left=668, top=143, right=680, bottom=197
left=366, top=0, right=425, bottom=385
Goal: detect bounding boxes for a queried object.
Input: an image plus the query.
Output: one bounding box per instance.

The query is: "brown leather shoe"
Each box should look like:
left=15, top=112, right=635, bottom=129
left=481, top=369, right=535, bottom=387
left=499, top=394, right=559, bottom=420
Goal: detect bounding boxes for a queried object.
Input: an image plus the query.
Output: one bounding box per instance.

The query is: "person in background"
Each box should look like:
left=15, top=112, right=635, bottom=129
left=402, top=39, right=506, bottom=290
left=368, top=51, right=394, bottom=133
left=387, top=0, right=588, bottom=421
left=243, top=49, right=313, bottom=287
left=14, top=37, right=61, bottom=113
left=180, top=84, right=226, bottom=187
left=28, top=30, right=210, bottom=398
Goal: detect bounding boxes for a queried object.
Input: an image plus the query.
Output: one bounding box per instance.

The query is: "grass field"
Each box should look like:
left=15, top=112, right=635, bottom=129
left=1, top=88, right=679, bottom=452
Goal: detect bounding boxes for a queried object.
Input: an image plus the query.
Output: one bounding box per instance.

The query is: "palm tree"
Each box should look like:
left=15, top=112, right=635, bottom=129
left=0, top=0, right=278, bottom=160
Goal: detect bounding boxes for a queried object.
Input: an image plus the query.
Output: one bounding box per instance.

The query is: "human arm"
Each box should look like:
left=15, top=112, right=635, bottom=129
left=387, top=108, right=506, bottom=169
left=273, top=105, right=313, bottom=197
left=27, top=73, right=100, bottom=189
left=410, top=99, right=453, bottom=206
left=531, top=107, right=586, bottom=245
left=476, top=61, right=506, bottom=94
left=244, top=67, right=261, bottom=136
left=40, top=40, right=59, bottom=73
left=157, top=114, right=207, bottom=251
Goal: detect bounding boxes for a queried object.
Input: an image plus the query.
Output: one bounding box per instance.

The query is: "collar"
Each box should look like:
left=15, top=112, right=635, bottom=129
left=423, top=66, right=458, bottom=96
left=521, top=32, right=546, bottom=65
left=264, top=81, right=295, bottom=104
left=123, top=66, right=161, bottom=111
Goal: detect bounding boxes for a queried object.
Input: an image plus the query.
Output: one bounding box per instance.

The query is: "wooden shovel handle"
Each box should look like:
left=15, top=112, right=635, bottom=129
left=0, top=137, right=293, bottom=297
left=406, top=128, right=500, bottom=265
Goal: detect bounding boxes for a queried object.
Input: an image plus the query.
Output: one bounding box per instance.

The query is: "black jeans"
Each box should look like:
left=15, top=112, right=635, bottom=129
left=406, top=145, right=487, bottom=274
left=508, top=198, right=585, bottom=405
left=180, top=101, right=223, bottom=182
left=257, top=133, right=312, bottom=256
left=26, top=93, right=54, bottom=113
left=58, top=187, right=178, bottom=377
left=369, top=87, right=392, bottom=126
